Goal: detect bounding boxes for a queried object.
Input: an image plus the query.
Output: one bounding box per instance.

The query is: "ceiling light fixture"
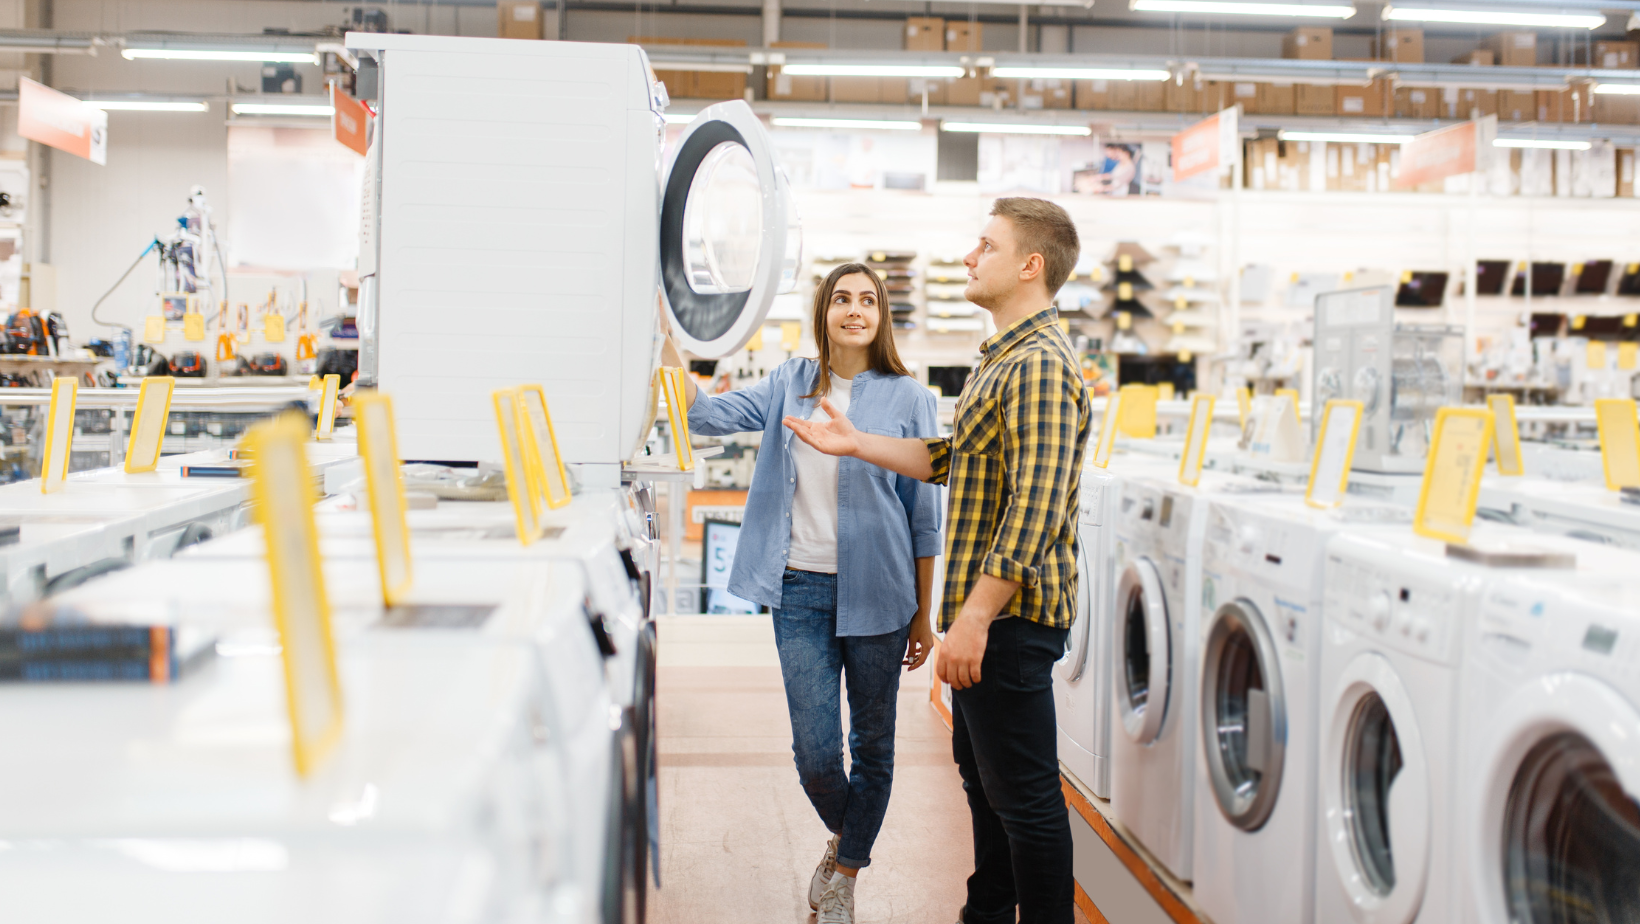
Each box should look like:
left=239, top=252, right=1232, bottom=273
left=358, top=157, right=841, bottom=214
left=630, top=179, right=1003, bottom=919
left=1131, top=0, right=1356, bottom=17
left=781, top=64, right=966, bottom=78
left=991, top=66, right=1172, bottom=81
left=85, top=99, right=209, bottom=112
left=1494, top=137, right=1591, bottom=150
left=942, top=121, right=1092, bottom=135
left=1594, top=83, right=1640, bottom=95
left=1279, top=130, right=1415, bottom=144
left=231, top=103, right=333, bottom=117
left=771, top=117, right=922, bottom=130
left=1382, top=4, right=1605, bottom=28
left=123, top=48, right=319, bottom=63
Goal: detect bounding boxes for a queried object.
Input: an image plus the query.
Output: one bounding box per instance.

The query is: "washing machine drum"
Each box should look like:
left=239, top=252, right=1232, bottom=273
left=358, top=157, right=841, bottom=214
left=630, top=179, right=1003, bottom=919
left=1502, top=731, right=1640, bottom=923
left=1201, top=599, right=1287, bottom=832
left=1116, top=557, right=1169, bottom=744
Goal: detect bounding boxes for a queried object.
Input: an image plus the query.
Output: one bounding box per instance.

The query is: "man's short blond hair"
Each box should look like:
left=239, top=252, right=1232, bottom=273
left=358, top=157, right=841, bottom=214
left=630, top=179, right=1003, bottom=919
left=990, top=198, right=1080, bottom=294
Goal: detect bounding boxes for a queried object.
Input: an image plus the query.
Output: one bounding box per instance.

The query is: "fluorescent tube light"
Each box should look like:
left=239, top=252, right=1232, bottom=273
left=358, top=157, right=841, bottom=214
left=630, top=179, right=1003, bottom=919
left=1279, top=130, right=1414, bottom=144
left=1131, top=0, right=1356, bottom=17
left=1494, top=138, right=1591, bottom=150
left=1594, top=83, right=1640, bottom=95
left=231, top=103, right=333, bottom=117
left=123, top=48, right=319, bottom=63
left=991, top=66, right=1171, bottom=81
left=942, top=122, right=1092, bottom=135
left=1382, top=4, right=1604, bottom=27
left=85, top=100, right=208, bottom=112
left=771, top=117, right=922, bottom=130
left=781, top=64, right=966, bottom=78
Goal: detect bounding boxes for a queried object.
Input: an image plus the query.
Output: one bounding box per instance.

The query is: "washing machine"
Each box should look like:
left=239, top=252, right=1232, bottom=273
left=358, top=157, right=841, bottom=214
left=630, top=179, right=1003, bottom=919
left=1457, top=543, right=1640, bottom=924
left=1054, top=462, right=1117, bottom=797
left=1108, top=468, right=1280, bottom=881
left=1476, top=475, right=1640, bottom=548
left=1192, top=494, right=1410, bottom=924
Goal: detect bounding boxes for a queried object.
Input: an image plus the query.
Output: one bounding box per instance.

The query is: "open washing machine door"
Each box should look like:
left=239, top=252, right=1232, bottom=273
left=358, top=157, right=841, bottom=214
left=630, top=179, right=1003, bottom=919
left=660, top=101, right=801, bottom=359
left=1201, top=598, right=1287, bottom=831
left=1469, top=673, right=1640, bottom=924
left=1055, top=539, right=1096, bottom=682
left=1322, top=652, right=1431, bottom=924
left=1116, top=557, right=1170, bottom=745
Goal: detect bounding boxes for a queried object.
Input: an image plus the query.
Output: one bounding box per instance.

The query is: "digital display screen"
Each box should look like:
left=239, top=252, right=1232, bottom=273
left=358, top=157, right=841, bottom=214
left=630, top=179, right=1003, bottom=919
left=1395, top=272, right=1449, bottom=308
left=1512, top=262, right=1566, bottom=296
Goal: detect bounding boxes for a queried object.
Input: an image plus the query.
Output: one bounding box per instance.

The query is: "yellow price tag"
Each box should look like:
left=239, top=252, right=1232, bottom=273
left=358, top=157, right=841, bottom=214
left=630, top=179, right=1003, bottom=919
left=1588, top=340, right=1608, bottom=370
left=780, top=321, right=801, bottom=352
left=1118, top=281, right=1134, bottom=301
left=1487, top=394, right=1525, bottom=476
left=1622, top=341, right=1639, bottom=371
left=38, top=377, right=76, bottom=494
left=747, top=327, right=765, bottom=352
left=1400, top=270, right=1413, bottom=283
left=1116, top=311, right=1133, bottom=331
left=1276, top=388, right=1300, bottom=425
left=1235, top=387, right=1252, bottom=430
left=1093, top=391, right=1122, bottom=468
left=1626, top=314, right=1638, bottom=328
left=182, top=313, right=205, bottom=342
left=660, top=367, right=695, bottom=472
left=1178, top=394, right=1216, bottom=487
left=245, top=413, right=344, bottom=778
left=313, top=374, right=341, bottom=440
left=1596, top=398, right=1640, bottom=491
left=1157, top=382, right=1176, bottom=401
left=517, top=384, right=573, bottom=511
left=493, top=387, right=543, bottom=545
left=1119, top=254, right=1133, bottom=272
left=143, top=316, right=166, bottom=344
left=1306, top=399, right=1363, bottom=509
left=124, top=376, right=174, bottom=474
left=1572, top=315, right=1588, bottom=330
left=1412, top=407, right=1495, bottom=544
left=264, top=313, right=286, bottom=342
left=1117, top=384, right=1158, bottom=439
left=354, top=393, right=413, bottom=607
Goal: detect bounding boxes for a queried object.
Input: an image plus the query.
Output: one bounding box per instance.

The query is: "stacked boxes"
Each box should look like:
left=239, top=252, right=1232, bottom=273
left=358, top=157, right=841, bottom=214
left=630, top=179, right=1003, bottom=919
left=905, top=17, right=944, bottom=51
left=497, top=0, right=543, bottom=39
left=1295, top=84, right=1334, bottom=115
left=946, top=21, right=982, bottom=51
left=1481, top=31, right=1537, bottom=66
left=1452, top=50, right=1495, bottom=66
left=1573, top=40, right=1639, bottom=69
left=1498, top=90, right=1536, bottom=121
left=1282, top=27, right=1332, bottom=60
left=765, top=41, right=828, bottom=101
left=1445, top=87, right=1498, bottom=119
left=1370, top=29, right=1424, bottom=62
left=639, top=37, right=748, bottom=100
left=1335, top=79, right=1391, bottom=117
left=1257, top=83, right=1296, bottom=114
left=1394, top=86, right=1440, bottom=119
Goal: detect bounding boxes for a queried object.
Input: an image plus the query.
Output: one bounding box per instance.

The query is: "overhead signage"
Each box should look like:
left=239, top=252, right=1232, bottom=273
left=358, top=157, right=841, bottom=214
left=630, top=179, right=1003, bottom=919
left=1171, top=105, right=1240, bottom=183
left=19, top=77, right=106, bottom=166
left=330, top=85, right=370, bottom=156
left=1393, top=115, right=1495, bottom=190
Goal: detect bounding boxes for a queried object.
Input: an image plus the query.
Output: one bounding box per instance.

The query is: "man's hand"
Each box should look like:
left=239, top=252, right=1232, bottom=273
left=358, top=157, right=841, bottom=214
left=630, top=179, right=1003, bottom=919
left=904, top=612, right=935, bottom=671
left=783, top=398, right=859, bottom=458
left=937, top=611, right=993, bottom=691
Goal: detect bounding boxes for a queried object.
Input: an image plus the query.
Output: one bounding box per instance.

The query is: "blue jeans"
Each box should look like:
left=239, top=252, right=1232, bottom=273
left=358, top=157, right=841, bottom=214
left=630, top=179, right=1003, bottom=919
left=773, top=568, right=910, bottom=870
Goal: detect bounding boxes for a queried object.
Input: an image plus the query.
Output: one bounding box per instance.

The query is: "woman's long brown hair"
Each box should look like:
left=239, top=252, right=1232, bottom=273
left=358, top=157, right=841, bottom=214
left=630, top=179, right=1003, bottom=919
left=802, top=262, right=913, bottom=399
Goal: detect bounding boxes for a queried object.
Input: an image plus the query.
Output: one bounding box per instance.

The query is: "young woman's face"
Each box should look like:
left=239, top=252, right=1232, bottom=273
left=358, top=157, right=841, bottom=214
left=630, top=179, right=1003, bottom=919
left=825, top=272, right=880, bottom=353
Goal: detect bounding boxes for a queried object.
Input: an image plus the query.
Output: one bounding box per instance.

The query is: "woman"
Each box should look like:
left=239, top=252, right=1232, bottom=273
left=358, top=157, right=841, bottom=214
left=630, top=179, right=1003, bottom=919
left=662, top=264, right=941, bottom=924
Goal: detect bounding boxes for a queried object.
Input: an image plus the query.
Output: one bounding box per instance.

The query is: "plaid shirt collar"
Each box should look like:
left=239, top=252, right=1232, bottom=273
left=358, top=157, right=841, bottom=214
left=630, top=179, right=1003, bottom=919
left=979, top=307, right=1060, bottom=361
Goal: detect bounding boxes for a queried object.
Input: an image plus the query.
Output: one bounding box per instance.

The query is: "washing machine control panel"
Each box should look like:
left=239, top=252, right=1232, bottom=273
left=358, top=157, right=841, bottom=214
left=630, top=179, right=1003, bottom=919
left=1323, top=552, right=1459, bottom=664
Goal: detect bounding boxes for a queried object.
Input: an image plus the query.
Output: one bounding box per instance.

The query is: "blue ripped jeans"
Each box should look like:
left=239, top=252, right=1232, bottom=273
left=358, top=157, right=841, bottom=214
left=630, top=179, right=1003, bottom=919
left=773, top=568, right=911, bottom=871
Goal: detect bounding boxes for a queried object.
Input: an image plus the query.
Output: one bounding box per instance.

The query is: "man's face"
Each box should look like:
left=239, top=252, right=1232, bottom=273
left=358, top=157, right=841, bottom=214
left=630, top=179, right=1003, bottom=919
left=963, top=216, right=1022, bottom=310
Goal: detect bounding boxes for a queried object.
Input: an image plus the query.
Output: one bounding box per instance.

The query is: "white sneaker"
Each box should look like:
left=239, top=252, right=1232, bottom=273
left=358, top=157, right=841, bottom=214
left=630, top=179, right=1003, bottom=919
left=817, top=871, right=855, bottom=924
left=808, top=833, right=841, bottom=910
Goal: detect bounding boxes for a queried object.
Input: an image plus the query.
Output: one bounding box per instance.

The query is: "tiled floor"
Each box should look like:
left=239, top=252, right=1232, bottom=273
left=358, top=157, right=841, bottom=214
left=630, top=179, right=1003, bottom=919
left=651, top=616, right=1091, bottom=924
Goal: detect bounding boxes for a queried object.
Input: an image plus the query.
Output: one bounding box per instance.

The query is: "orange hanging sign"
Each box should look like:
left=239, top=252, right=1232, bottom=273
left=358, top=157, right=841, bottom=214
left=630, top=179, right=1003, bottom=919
left=330, top=85, right=370, bottom=156
left=1393, top=117, right=1494, bottom=190
left=19, top=77, right=106, bottom=165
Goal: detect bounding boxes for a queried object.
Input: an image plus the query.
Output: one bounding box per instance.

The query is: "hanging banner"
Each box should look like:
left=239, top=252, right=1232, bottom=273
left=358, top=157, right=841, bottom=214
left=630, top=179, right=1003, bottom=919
left=330, top=85, right=370, bottom=156
left=1393, top=115, right=1496, bottom=190
left=1170, top=105, right=1240, bottom=183
left=19, top=77, right=106, bottom=166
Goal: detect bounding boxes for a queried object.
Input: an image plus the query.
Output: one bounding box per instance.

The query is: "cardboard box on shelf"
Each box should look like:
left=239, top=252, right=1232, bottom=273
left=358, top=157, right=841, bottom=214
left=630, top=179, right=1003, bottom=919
left=1481, top=31, right=1536, bottom=66
left=945, top=21, right=982, bottom=52
left=831, top=76, right=882, bottom=103
left=979, top=79, right=1015, bottom=108
left=1619, top=148, right=1635, bottom=197
left=1074, top=79, right=1109, bottom=109
left=1296, top=83, right=1334, bottom=114
left=881, top=77, right=909, bottom=103
left=908, top=77, right=946, bottom=105
left=1445, top=87, right=1497, bottom=119
left=1335, top=80, right=1389, bottom=117
left=1394, top=86, right=1440, bottom=119
left=947, top=76, right=982, bottom=106
left=767, top=41, right=828, bottom=102
left=1371, top=28, right=1424, bottom=62
left=1134, top=80, right=1166, bottom=111
left=1498, top=89, right=1535, bottom=121
left=1257, top=82, right=1296, bottom=114
left=1452, top=49, right=1495, bottom=66
left=1283, top=27, right=1333, bottom=60
left=1245, top=137, right=1280, bottom=188
left=1032, top=78, right=1073, bottom=109
left=653, top=70, right=694, bottom=99
left=1573, top=40, right=1640, bottom=68
left=1227, top=80, right=1260, bottom=111
left=1595, top=92, right=1640, bottom=124
left=1165, top=78, right=1201, bottom=112
left=906, top=17, right=945, bottom=51
left=498, top=0, right=543, bottom=39
left=1538, top=87, right=1569, bottom=122
left=693, top=71, right=747, bottom=100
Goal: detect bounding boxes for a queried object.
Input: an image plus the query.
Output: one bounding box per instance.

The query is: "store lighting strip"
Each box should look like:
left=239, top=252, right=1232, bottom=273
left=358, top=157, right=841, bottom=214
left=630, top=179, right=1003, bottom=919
left=1594, top=83, right=1640, bottom=95
left=781, top=64, right=966, bottom=78
left=231, top=103, right=333, bottom=117
left=1279, top=130, right=1415, bottom=144
left=1381, top=4, right=1605, bottom=27
left=991, top=66, right=1171, bottom=81
left=771, top=117, right=922, bottom=130
left=85, top=99, right=208, bottom=112
left=123, top=48, right=320, bottom=63
left=943, top=121, right=1092, bottom=135
left=1494, top=137, right=1591, bottom=150
left=1131, top=0, right=1356, bottom=17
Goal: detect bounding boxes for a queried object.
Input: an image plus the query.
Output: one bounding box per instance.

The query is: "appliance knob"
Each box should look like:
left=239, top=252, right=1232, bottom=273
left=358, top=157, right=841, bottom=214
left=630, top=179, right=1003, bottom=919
left=1368, top=592, right=1392, bottom=632
left=1412, top=617, right=1431, bottom=643
left=1238, top=526, right=1260, bottom=554
left=1394, top=608, right=1413, bottom=636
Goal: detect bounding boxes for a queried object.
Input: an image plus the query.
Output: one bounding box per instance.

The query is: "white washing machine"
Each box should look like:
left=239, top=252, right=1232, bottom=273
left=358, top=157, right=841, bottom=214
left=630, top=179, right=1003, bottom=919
left=1457, top=544, right=1640, bottom=924
left=1108, top=468, right=1280, bottom=881
left=1477, top=476, right=1640, bottom=548
left=1054, top=462, right=1117, bottom=798
left=1192, top=494, right=1410, bottom=924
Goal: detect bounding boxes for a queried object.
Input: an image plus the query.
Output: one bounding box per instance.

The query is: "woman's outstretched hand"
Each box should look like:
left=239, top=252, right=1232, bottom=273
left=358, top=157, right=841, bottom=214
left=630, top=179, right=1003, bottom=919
left=903, top=612, right=935, bottom=671
left=783, top=398, right=858, bottom=458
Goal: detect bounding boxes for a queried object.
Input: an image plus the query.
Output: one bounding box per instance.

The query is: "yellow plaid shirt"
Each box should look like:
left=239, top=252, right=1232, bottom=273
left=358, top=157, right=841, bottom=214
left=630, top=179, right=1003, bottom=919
left=925, top=308, right=1092, bottom=631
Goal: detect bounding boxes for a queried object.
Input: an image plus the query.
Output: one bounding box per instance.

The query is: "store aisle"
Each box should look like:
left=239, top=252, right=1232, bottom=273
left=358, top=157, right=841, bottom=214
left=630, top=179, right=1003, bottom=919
left=652, top=616, right=1092, bottom=924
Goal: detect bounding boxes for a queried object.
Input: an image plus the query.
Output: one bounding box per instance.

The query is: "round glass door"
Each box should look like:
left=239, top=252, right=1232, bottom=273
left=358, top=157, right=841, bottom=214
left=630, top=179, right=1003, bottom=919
left=1201, top=599, right=1286, bottom=831
left=1116, top=557, right=1169, bottom=744
left=1344, top=691, right=1404, bottom=896
left=1058, top=539, right=1095, bottom=682
left=1503, top=732, right=1640, bottom=923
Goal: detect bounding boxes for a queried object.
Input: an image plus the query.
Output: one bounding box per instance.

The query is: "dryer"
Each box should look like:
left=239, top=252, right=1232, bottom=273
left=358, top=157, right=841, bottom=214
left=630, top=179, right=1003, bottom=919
left=1457, top=544, right=1640, bottom=924
left=1054, top=462, right=1116, bottom=798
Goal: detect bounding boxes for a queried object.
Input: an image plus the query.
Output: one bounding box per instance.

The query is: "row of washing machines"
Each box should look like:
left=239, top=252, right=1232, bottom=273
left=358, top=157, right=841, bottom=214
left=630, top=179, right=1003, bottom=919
left=1054, top=439, right=1640, bottom=924
left=0, top=430, right=663, bottom=924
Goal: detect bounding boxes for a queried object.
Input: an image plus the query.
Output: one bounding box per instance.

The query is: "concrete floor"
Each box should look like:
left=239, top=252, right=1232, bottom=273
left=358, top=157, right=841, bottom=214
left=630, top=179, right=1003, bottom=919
left=652, top=615, right=1093, bottom=924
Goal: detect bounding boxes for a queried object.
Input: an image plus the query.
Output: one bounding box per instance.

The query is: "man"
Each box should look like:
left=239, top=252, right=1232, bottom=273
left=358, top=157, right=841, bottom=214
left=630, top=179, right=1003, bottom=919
left=785, top=197, right=1091, bottom=924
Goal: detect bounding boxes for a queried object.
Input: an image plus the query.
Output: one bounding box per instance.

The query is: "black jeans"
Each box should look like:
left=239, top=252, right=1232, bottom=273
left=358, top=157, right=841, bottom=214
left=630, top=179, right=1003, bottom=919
left=952, top=616, right=1074, bottom=924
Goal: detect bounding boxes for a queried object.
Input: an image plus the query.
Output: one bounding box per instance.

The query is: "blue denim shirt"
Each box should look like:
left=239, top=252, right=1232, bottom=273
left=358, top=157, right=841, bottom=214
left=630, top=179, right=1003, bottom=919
left=687, top=359, right=943, bottom=636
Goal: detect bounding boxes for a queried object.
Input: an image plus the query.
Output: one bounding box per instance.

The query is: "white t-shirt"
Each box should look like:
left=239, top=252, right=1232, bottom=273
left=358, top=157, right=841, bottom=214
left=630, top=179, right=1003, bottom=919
left=786, top=373, right=853, bottom=573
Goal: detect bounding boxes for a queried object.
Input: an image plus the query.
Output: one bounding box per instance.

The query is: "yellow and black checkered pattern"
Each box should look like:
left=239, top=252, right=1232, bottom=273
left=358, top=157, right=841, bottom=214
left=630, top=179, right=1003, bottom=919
left=925, top=308, right=1092, bottom=631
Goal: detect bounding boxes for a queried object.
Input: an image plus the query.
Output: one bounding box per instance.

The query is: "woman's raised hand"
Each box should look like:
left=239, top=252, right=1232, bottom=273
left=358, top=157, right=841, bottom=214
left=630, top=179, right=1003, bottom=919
left=783, top=398, right=858, bottom=458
